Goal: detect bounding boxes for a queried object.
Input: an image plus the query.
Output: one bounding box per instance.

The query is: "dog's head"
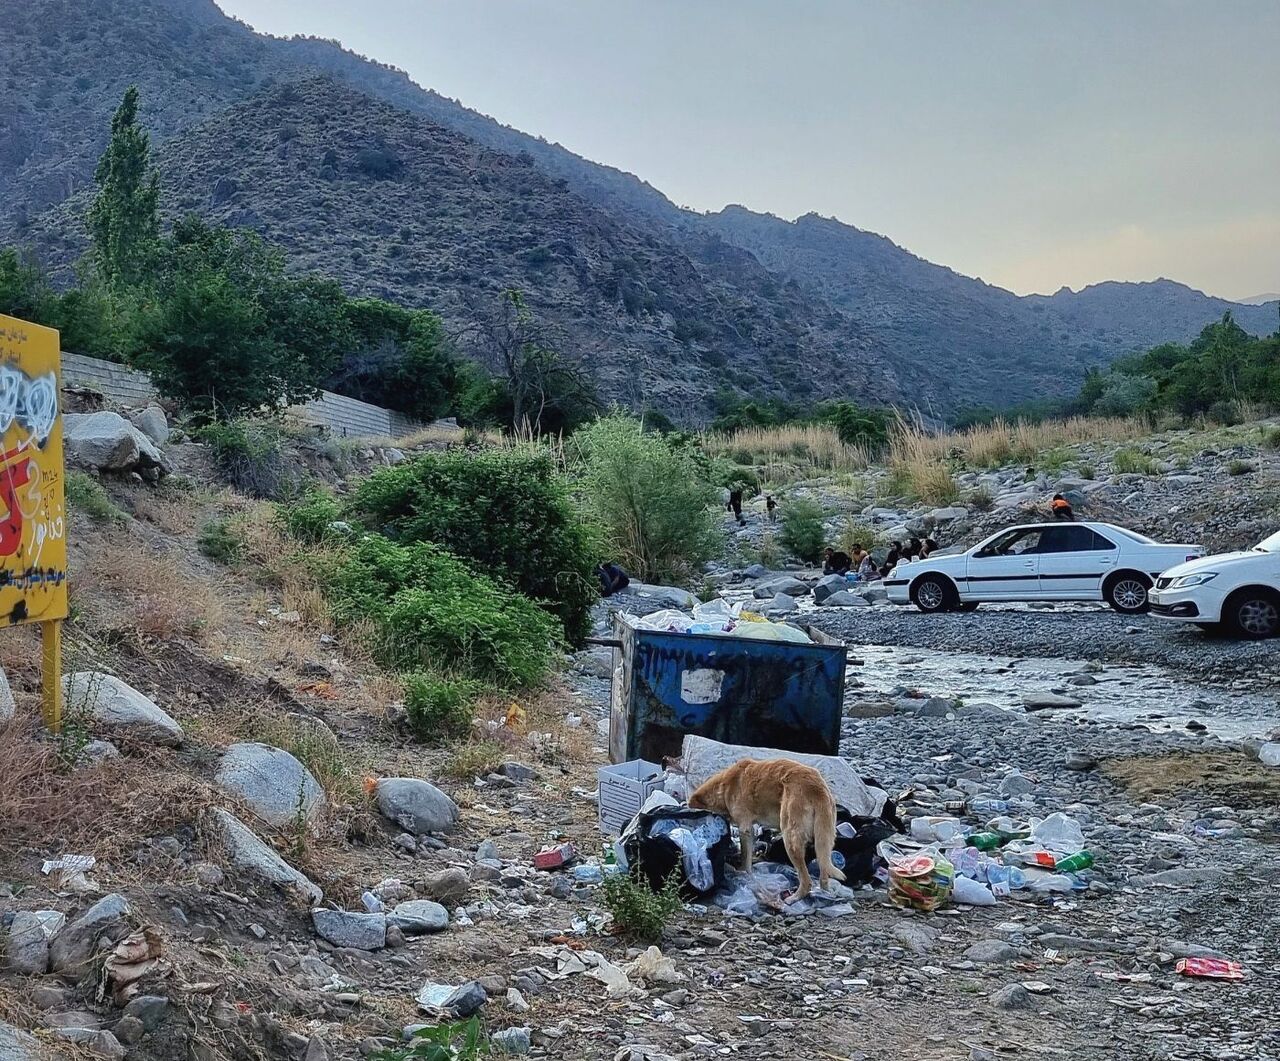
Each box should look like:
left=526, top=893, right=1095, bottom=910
left=687, top=760, right=748, bottom=812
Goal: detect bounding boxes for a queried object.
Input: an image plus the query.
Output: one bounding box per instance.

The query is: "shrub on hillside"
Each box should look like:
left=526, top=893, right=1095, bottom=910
left=196, top=419, right=297, bottom=500
left=779, top=498, right=826, bottom=563
left=402, top=671, right=480, bottom=743
left=325, top=535, right=560, bottom=689
left=575, top=416, right=721, bottom=584
left=278, top=486, right=344, bottom=543
left=350, top=448, right=598, bottom=644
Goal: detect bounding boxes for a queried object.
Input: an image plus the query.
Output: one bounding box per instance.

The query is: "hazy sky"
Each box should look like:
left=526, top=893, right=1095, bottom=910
left=218, top=0, right=1280, bottom=301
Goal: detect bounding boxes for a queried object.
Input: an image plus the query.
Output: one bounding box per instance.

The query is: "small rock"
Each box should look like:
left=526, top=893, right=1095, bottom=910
left=999, top=772, right=1035, bottom=796
left=1064, top=750, right=1096, bottom=772
left=50, top=1028, right=126, bottom=1059
left=963, top=940, right=1018, bottom=964
left=311, top=910, right=386, bottom=951
left=1022, top=692, right=1082, bottom=711
left=0, top=1020, right=41, bottom=1061
left=419, top=868, right=469, bottom=906
left=505, top=988, right=530, bottom=1012
left=476, top=839, right=500, bottom=861
left=497, top=762, right=537, bottom=783
left=112, top=1016, right=145, bottom=1045
left=49, top=894, right=132, bottom=975
left=439, top=981, right=486, bottom=1019
left=388, top=900, right=449, bottom=936
left=122, top=997, right=169, bottom=1030
left=992, top=984, right=1032, bottom=1011
left=4, top=910, right=64, bottom=975
left=205, top=809, right=321, bottom=904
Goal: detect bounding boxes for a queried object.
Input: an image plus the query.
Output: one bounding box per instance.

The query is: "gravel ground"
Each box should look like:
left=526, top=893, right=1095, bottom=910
left=807, top=603, right=1280, bottom=691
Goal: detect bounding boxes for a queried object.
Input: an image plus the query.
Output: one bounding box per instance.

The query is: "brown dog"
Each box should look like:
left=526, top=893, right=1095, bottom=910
left=687, top=758, right=845, bottom=901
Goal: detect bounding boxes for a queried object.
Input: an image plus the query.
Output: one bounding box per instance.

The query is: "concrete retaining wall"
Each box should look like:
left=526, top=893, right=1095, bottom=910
left=59, top=351, right=422, bottom=440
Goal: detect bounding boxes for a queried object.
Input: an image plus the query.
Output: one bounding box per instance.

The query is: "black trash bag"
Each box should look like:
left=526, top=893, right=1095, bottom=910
left=622, top=806, right=734, bottom=899
left=861, top=777, right=906, bottom=834
left=758, top=807, right=897, bottom=888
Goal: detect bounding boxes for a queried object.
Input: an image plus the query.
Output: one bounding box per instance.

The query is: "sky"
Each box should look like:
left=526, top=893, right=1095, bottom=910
left=217, top=0, right=1280, bottom=301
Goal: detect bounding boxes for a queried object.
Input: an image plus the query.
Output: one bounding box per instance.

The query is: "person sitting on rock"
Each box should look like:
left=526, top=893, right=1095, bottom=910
left=880, top=541, right=902, bottom=577
left=858, top=553, right=879, bottom=580
left=848, top=542, right=868, bottom=570
left=823, top=547, right=853, bottom=576
left=1051, top=494, right=1075, bottom=521
left=921, top=537, right=939, bottom=558
left=597, top=562, right=631, bottom=597
left=906, top=536, right=923, bottom=559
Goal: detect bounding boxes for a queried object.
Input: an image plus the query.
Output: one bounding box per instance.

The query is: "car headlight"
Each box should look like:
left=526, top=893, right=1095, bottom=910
left=1170, top=573, right=1217, bottom=588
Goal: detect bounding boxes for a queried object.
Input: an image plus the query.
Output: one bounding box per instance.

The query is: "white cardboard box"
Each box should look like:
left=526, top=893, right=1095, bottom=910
left=597, top=759, right=664, bottom=834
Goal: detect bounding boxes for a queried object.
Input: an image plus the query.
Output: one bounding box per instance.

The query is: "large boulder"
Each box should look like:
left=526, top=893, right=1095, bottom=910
left=61, top=673, right=184, bottom=747
left=129, top=406, right=169, bottom=446
left=63, top=412, right=163, bottom=473
left=3, top=911, right=65, bottom=975
left=48, top=894, right=132, bottom=975
left=375, top=778, right=459, bottom=835
left=0, top=1021, right=41, bottom=1061
left=205, top=809, right=322, bottom=904
left=216, top=743, right=323, bottom=828
left=811, top=574, right=847, bottom=604
left=752, top=577, right=810, bottom=599
left=821, top=590, right=869, bottom=608
left=761, top=592, right=798, bottom=617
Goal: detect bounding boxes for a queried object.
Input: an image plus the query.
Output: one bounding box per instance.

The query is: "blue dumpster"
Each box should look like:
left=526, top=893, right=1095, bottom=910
left=608, top=619, right=847, bottom=765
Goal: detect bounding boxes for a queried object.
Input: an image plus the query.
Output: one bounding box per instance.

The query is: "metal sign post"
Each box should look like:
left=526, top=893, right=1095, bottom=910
left=0, top=314, right=70, bottom=731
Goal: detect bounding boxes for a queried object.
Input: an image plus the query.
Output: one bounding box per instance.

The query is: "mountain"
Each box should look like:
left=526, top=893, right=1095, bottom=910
left=28, top=78, right=893, bottom=414
left=2, top=0, right=1275, bottom=418
left=1237, top=293, right=1280, bottom=307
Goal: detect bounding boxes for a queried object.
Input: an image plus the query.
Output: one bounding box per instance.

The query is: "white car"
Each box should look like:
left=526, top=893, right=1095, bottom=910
left=885, top=521, right=1202, bottom=614
left=1149, top=529, right=1280, bottom=638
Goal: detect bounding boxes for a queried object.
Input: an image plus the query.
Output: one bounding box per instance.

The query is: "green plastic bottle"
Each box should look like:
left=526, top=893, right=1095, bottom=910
left=965, top=832, right=1003, bottom=851
left=1054, top=851, right=1095, bottom=872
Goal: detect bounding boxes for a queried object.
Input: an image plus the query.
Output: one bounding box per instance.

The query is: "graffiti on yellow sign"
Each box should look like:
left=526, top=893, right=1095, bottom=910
left=0, top=314, right=68, bottom=627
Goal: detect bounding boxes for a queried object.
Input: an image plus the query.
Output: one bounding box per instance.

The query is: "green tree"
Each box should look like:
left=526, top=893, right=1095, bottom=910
left=575, top=416, right=721, bottom=583
left=137, top=217, right=336, bottom=416
left=779, top=498, right=826, bottom=563
left=87, top=87, right=160, bottom=289
left=0, top=248, right=53, bottom=321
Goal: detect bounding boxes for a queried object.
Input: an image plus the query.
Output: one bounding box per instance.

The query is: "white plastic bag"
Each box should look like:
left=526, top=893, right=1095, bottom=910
left=1030, top=813, right=1085, bottom=855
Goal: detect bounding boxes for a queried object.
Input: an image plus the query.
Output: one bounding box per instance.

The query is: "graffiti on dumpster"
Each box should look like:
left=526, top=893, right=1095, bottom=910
left=0, top=315, right=68, bottom=626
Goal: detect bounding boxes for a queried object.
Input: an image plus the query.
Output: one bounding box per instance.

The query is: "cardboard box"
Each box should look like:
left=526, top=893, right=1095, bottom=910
left=597, top=759, right=664, bottom=834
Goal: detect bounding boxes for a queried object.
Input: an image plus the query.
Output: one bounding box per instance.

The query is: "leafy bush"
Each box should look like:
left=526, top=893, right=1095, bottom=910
left=196, top=419, right=296, bottom=499
left=1264, top=426, right=1280, bottom=451
left=351, top=448, right=598, bottom=644
left=325, top=536, right=560, bottom=689
left=779, top=498, right=826, bottom=563
left=967, top=485, right=994, bottom=511
left=836, top=519, right=879, bottom=556
left=1227, top=459, right=1256, bottom=476
left=198, top=518, right=244, bottom=563
left=575, top=416, right=721, bottom=583
left=278, top=486, right=343, bottom=544
left=372, top=1017, right=489, bottom=1060
left=1113, top=449, right=1159, bottom=476
left=1093, top=373, right=1157, bottom=417
left=602, top=868, right=683, bottom=941
left=65, top=471, right=125, bottom=524
left=402, top=672, right=480, bottom=743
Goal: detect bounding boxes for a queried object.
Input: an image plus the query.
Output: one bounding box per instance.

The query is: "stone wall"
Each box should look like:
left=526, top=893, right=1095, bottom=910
left=59, top=351, right=422, bottom=440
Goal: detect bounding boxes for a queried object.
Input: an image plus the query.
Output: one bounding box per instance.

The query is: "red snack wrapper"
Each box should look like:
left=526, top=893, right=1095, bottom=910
left=1175, top=957, right=1244, bottom=980
left=533, top=842, right=576, bottom=870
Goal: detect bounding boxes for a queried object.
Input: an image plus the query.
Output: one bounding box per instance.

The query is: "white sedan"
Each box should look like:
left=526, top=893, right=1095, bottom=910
left=1149, top=529, right=1280, bottom=638
left=885, top=521, right=1202, bottom=614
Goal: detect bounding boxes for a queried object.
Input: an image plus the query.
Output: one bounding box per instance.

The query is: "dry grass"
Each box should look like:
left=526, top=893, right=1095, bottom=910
left=0, top=718, right=213, bottom=860
left=358, top=421, right=497, bottom=450
left=703, top=424, right=870, bottom=478
left=889, top=415, right=1149, bottom=470
left=73, top=541, right=230, bottom=645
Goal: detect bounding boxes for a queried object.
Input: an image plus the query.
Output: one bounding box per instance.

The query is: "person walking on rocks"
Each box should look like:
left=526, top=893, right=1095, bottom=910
left=727, top=486, right=746, bottom=525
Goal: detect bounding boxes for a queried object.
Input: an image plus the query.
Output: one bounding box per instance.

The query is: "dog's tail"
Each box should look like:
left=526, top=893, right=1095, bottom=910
left=814, top=803, right=846, bottom=884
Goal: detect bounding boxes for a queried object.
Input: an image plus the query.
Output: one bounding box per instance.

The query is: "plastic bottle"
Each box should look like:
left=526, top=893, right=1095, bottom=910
left=965, top=832, right=1003, bottom=851
left=983, top=863, right=1026, bottom=896
left=1024, top=873, right=1073, bottom=893
left=1054, top=851, right=1095, bottom=872
left=970, top=798, right=1011, bottom=815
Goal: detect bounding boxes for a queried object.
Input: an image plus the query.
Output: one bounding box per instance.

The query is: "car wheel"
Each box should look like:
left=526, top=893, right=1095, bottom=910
left=1105, top=572, right=1152, bottom=614
left=1224, top=589, right=1280, bottom=640
left=911, top=575, right=956, bottom=614
left=956, top=601, right=980, bottom=612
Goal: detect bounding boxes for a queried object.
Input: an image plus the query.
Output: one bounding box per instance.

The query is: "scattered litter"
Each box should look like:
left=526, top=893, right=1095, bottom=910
left=533, top=843, right=577, bottom=871
left=882, top=844, right=954, bottom=912
left=41, top=854, right=97, bottom=894
left=625, top=946, right=685, bottom=986
left=1176, top=957, right=1245, bottom=980
left=951, top=876, right=997, bottom=906
left=99, top=927, right=164, bottom=1004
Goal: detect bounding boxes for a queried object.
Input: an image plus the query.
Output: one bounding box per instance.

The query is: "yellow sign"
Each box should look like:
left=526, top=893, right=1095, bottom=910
left=0, top=314, right=68, bottom=628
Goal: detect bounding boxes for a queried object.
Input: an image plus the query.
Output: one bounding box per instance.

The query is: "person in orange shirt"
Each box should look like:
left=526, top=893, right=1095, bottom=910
left=1051, top=494, right=1075, bottom=521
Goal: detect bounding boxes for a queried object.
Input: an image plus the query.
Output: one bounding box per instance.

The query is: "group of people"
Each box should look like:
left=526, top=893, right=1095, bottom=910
left=822, top=535, right=939, bottom=580
left=726, top=488, right=778, bottom=526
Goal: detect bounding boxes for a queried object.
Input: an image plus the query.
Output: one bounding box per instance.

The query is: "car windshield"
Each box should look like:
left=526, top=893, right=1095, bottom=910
left=1256, top=530, right=1280, bottom=553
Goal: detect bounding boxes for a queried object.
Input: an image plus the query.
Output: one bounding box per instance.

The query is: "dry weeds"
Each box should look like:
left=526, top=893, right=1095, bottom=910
left=703, top=424, right=870, bottom=479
